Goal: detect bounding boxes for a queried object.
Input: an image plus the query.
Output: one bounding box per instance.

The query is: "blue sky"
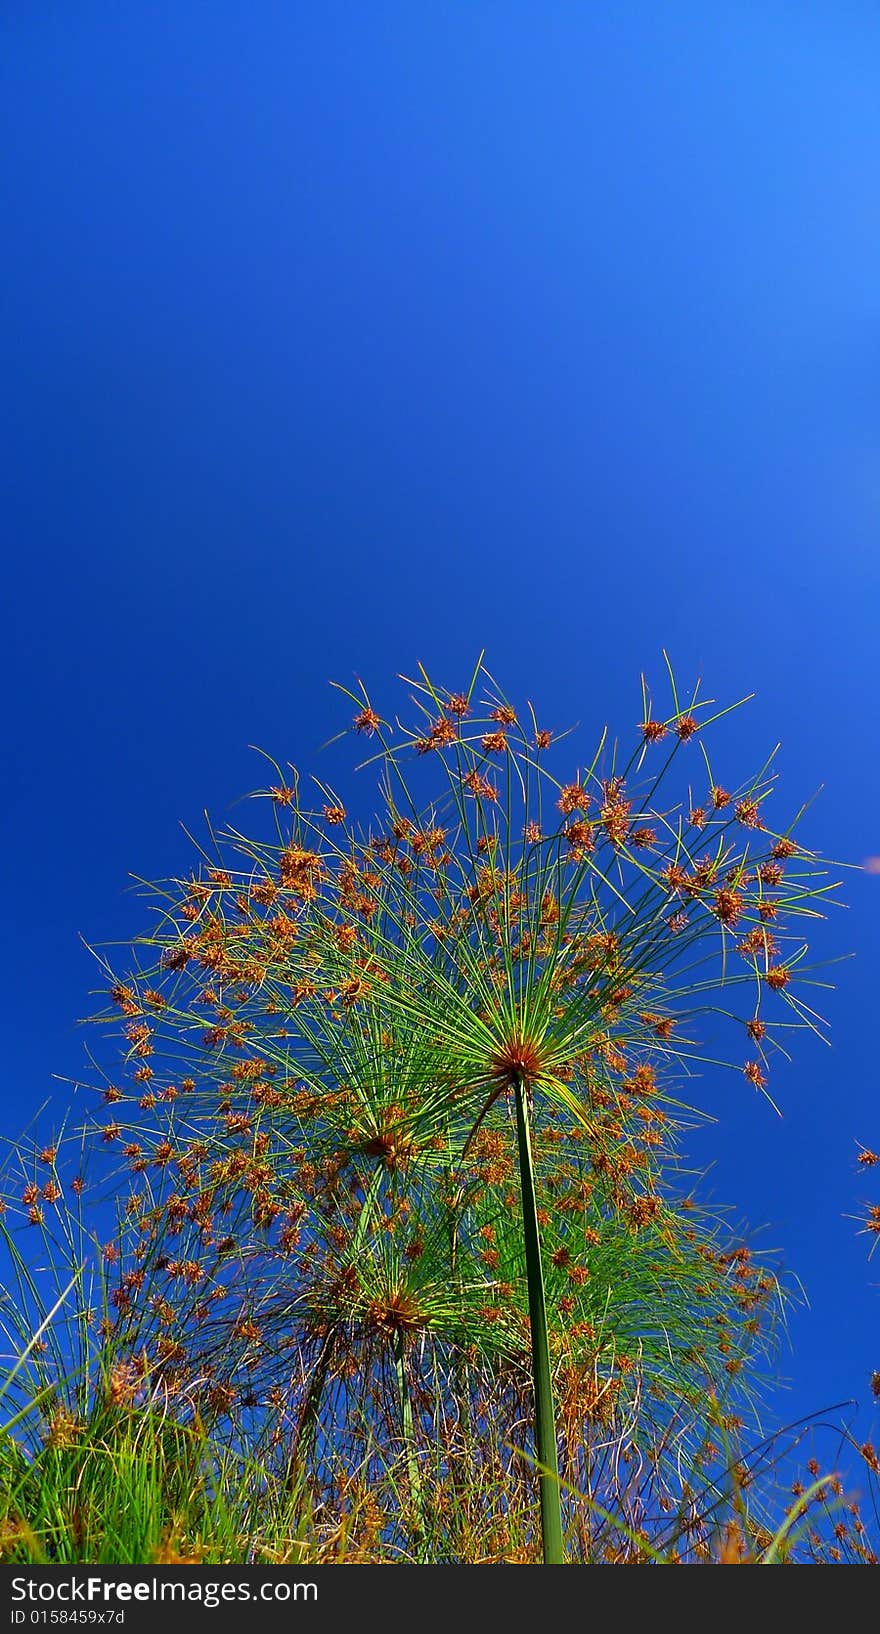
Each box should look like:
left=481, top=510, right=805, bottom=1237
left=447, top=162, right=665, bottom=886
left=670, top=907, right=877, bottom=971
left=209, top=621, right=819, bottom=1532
left=1, top=3, right=878, bottom=1462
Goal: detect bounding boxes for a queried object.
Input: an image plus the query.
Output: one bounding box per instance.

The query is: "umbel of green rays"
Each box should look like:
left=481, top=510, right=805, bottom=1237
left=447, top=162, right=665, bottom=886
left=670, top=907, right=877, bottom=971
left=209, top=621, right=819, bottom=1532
left=7, top=1083, right=783, bottom=1561
left=0, top=1180, right=874, bottom=1567
left=6, top=973, right=790, bottom=1561
left=70, top=656, right=839, bottom=1563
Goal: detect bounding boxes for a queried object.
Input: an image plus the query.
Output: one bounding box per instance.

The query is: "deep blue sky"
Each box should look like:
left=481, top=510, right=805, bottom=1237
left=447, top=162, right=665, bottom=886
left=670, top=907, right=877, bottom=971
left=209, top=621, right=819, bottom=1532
left=2, top=4, right=878, bottom=1460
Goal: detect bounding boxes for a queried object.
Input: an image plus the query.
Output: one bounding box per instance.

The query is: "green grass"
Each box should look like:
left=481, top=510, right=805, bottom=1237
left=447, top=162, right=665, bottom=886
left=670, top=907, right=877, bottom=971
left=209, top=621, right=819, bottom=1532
left=1, top=1383, right=876, bottom=1565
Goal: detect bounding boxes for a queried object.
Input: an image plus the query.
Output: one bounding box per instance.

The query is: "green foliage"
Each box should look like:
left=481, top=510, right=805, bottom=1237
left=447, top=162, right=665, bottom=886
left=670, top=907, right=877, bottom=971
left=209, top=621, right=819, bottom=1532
left=0, top=657, right=864, bottom=1564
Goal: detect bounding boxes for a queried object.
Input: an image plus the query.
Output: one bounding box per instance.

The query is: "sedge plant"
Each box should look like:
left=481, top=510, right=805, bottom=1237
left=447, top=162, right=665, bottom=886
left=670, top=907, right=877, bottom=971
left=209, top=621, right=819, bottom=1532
left=9, top=657, right=841, bottom=1563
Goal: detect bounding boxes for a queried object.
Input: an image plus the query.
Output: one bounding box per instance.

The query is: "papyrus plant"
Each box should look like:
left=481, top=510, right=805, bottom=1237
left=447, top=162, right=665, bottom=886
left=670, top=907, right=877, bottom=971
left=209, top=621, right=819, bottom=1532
left=60, top=658, right=837, bottom=1561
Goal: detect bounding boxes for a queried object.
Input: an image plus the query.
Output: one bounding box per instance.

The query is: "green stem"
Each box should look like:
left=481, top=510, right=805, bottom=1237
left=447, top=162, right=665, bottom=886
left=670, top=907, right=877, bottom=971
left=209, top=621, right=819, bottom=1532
left=395, top=1329, right=426, bottom=1555
left=513, top=1076, right=565, bottom=1565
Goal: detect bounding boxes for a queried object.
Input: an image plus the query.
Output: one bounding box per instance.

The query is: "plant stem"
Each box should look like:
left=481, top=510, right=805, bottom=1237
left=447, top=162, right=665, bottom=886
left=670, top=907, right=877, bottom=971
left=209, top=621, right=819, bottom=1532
left=513, top=1075, right=565, bottom=1565
left=394, top=1329, right=426, bottom=1555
